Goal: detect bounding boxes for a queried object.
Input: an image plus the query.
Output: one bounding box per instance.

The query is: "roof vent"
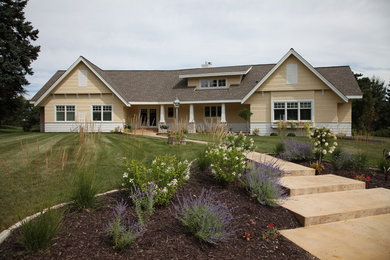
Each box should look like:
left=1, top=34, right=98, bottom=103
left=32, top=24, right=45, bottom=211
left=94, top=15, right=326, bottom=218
left=201, top=61, right=212, bottom=68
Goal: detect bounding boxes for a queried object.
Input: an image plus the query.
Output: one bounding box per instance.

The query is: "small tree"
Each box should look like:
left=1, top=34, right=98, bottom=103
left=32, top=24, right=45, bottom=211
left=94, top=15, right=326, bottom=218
left=238, top=109, right=253, bottom=133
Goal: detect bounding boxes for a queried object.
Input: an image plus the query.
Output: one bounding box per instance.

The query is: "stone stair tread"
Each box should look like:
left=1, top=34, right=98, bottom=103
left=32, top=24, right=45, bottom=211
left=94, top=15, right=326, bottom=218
left=281, top=174, right=366, bottom=196
left=279, top=188, right=390, bottom=226
left=247, top=152, right=315, bottom=176
left=279, top=214, right=390, bottom=260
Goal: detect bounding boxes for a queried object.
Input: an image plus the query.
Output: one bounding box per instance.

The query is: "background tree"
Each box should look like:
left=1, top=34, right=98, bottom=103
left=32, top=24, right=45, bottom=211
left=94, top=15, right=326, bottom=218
left=238, top=109, right=253, bottom=133
left=0, top=0, right=40, bottom=125
left=352, top=74, right=390, bottom=136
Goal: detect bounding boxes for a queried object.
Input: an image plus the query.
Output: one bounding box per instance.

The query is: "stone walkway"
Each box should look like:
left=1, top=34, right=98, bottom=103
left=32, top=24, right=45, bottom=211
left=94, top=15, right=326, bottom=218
left=248, top=151, right=390, bottom=260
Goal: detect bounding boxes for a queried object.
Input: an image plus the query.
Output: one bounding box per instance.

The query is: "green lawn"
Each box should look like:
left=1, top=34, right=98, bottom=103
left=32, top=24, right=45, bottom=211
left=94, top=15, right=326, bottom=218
left=0, top=130, right=205, bottom=230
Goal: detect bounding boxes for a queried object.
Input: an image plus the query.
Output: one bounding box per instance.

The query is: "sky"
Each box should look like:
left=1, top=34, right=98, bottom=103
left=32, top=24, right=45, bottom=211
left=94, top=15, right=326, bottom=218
left=24, top=0, right=390, bottom=98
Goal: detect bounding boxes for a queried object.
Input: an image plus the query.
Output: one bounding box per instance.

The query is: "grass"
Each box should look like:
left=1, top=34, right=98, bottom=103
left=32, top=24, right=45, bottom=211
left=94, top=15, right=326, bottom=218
left=0, top=130, right=205, bottom=230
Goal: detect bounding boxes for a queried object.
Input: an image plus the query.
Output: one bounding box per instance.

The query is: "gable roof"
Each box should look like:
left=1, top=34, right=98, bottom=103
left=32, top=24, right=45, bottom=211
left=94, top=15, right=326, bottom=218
left=31, top=50, right=362, bottom=106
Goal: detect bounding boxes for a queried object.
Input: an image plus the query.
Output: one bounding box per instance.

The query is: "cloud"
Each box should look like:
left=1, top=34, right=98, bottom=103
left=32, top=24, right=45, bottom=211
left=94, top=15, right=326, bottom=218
left=24, top=0, right=390, bottom=97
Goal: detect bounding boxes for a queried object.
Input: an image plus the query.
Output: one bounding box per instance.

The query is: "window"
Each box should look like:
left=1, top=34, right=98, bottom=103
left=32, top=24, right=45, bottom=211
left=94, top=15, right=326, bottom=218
left=273, top=101, right=312, bottom=121
left=92, top=105, right=112, bottom=121
left=200, top=79, right=227, bottom=88
left=78, top=70, right=88, bottom=88
left=273, top=102, right=285, bottom=120
left=56, top=105, right=75, bottom=121
left=167, top=107, right=174, bottom=118
left=204, top=106, right=222, bottom=117
left=286, top=64, right=298, bottom=85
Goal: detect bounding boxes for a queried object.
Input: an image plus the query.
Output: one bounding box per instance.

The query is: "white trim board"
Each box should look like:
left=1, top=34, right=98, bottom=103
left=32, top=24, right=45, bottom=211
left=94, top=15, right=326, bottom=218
left=179, top=67, right=252, bottom=79
left=241, top=48, right=349, bottom=104
left=33, top=57, right=130, bottom=107
left=129, top=100, right=242, bottom=105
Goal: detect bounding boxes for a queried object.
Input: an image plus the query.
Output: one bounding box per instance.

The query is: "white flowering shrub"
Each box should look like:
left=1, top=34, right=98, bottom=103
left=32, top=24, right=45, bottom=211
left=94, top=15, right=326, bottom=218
left=205, top=145, right=247, bottom=184
left=222, top=133, right=256, bottom=152
left=309, top=127, right=338, bottom=163
left=122, top=155, right=191, bottom=205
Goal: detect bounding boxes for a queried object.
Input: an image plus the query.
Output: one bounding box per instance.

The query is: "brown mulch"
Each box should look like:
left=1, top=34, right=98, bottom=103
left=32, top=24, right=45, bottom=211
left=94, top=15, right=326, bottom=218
left=299, top=161, right=390, bottom=189
left=0, top=171, right=317, bottom=260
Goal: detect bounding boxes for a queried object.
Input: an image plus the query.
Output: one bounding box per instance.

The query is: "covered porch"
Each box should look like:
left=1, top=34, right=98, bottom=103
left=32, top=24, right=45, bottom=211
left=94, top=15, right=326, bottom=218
left=124, top=102, right=249, bottom=133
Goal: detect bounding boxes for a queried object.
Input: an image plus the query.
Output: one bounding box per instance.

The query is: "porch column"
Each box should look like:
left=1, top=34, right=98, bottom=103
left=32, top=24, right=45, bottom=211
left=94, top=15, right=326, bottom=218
left=221, top=103, right=226, bottom=123
left=188, top=104, right=196, bottom=133
left=160, top=105, right=165, bottom=123
left=158, top=105, right=166, bottom=133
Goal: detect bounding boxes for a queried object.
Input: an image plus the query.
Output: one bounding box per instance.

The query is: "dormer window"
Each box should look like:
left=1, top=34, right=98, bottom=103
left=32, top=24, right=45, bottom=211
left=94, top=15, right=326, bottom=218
left=200, top=79, right=227, bottom=89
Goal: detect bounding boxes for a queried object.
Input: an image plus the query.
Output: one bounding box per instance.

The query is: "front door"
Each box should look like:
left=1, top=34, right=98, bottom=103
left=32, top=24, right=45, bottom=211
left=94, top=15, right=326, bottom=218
left=140, top=108, right=157, bottom=127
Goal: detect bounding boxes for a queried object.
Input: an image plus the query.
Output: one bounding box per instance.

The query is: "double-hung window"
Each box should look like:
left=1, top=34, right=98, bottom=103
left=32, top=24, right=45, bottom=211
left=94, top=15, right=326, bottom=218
left=92, top=105, right=112, bottom=121
left=273, top=101, right=312, bottom=121
left=200, top=79, right=227, bottom=88
left=204, top=106, right=222, bottom=117
left=56, top=105, right=75, bottom=121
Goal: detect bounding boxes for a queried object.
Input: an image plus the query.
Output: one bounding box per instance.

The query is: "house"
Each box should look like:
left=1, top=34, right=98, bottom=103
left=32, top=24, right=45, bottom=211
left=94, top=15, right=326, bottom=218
left=31, top=49, right=362, bottom=136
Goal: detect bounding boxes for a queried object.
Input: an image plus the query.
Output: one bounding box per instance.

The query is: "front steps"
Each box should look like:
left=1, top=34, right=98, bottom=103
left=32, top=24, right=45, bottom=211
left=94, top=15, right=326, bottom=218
left=281, top=174, right=366, bottom=196
left=280, top=188, right=390, bottom=226
left=247, top=152, right=315, bottom=176
left=248, top=153, right=390, bottom=259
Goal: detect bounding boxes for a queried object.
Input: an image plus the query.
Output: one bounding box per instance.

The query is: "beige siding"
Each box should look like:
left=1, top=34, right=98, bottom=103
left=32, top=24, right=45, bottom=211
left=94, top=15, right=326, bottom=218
left=187, top=75, right=242, bottom=89
left=41, top=94, right=125, bottom=122
left=259, top=56, right=328, bottom=92
left=337, top=102, right=352, bottom=123
left=246, top=92, right=271, bottom=122
left=53, top=63, right=112, bottom=94
left=271, top=91, right=314, bottom=100
left=314, top=90, right=342, bottom=122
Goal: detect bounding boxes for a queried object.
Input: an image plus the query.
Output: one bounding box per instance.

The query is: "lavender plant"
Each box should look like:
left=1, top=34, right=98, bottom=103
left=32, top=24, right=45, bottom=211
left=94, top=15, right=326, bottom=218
left=240, top=161, right=286, bottom=207
left=106, top=200, right=144, bottom=250
left=279, top=138, right=314, bottom=162
left=172, top=188, right=235, bottom=244
left=331, top=150, right=355, bottom=170
left=130, top=184, right=155, bottom=227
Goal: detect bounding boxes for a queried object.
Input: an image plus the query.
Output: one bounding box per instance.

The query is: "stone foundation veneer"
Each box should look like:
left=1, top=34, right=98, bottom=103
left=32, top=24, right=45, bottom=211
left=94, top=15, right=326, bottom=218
left=250, top=122, right=352, bottom=136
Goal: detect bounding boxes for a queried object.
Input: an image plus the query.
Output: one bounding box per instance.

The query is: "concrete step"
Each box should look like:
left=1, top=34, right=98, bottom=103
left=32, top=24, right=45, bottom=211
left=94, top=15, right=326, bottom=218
left=280, top=214, right=390, bottom=260
left=281, top=174, right=366, bottom=196
left=279, top=188, right=390, bottom=226
left=247, top=152, right=315, bottom=176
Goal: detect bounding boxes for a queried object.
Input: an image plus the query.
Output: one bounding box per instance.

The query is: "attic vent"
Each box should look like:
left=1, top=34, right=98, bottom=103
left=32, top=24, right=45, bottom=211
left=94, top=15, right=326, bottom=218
left=78, top=69, right=88, bottom=88
left=286, top=64, right=298, bottom=85
left=201, top=61, right=212, bottom=68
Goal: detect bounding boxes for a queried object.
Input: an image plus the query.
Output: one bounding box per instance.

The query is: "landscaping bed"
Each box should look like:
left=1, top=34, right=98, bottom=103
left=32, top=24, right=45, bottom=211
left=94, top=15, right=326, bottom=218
left=0, top=170, right=316, bottom=259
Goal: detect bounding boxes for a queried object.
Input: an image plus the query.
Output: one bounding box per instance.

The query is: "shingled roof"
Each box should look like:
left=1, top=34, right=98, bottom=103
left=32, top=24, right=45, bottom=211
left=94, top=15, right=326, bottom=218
left=31, top=54, right=362, bottom=105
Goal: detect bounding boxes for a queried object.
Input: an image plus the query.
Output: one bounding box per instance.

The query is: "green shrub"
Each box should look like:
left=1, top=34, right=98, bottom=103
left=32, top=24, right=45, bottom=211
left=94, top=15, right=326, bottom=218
left=287, top=132, right=296, bottom=137
left=123, top=155, right=191, bottom=205
left=354, top=153, right=368, bottom=171
left=71, top=170, right=98, bottom=209
left=222, top=133, right=256, bottom=152
left=205, top=145, right=247, bottom=184
left=196, top=147, right=211, bottom=171
left=270, top=133, right=278, bottom=136
left=274, top=142, right=285, bottom=155
left=378, top=158, right=390, bottom=181
left=20, top=208, right=63, bottom=252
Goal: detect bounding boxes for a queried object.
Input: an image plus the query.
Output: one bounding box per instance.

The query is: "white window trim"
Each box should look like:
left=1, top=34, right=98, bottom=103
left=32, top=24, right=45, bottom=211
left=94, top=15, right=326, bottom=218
left=91, top=104, right=113, bottom=122
left=198, top=78, right=228, bottom=90
left=55, top=104, right=76, bottom=122
left=204, top=105, right=222, bottom=118
left=271, top=100, right=314, bottom=122
left=167, top=106, right=175, bottom=118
